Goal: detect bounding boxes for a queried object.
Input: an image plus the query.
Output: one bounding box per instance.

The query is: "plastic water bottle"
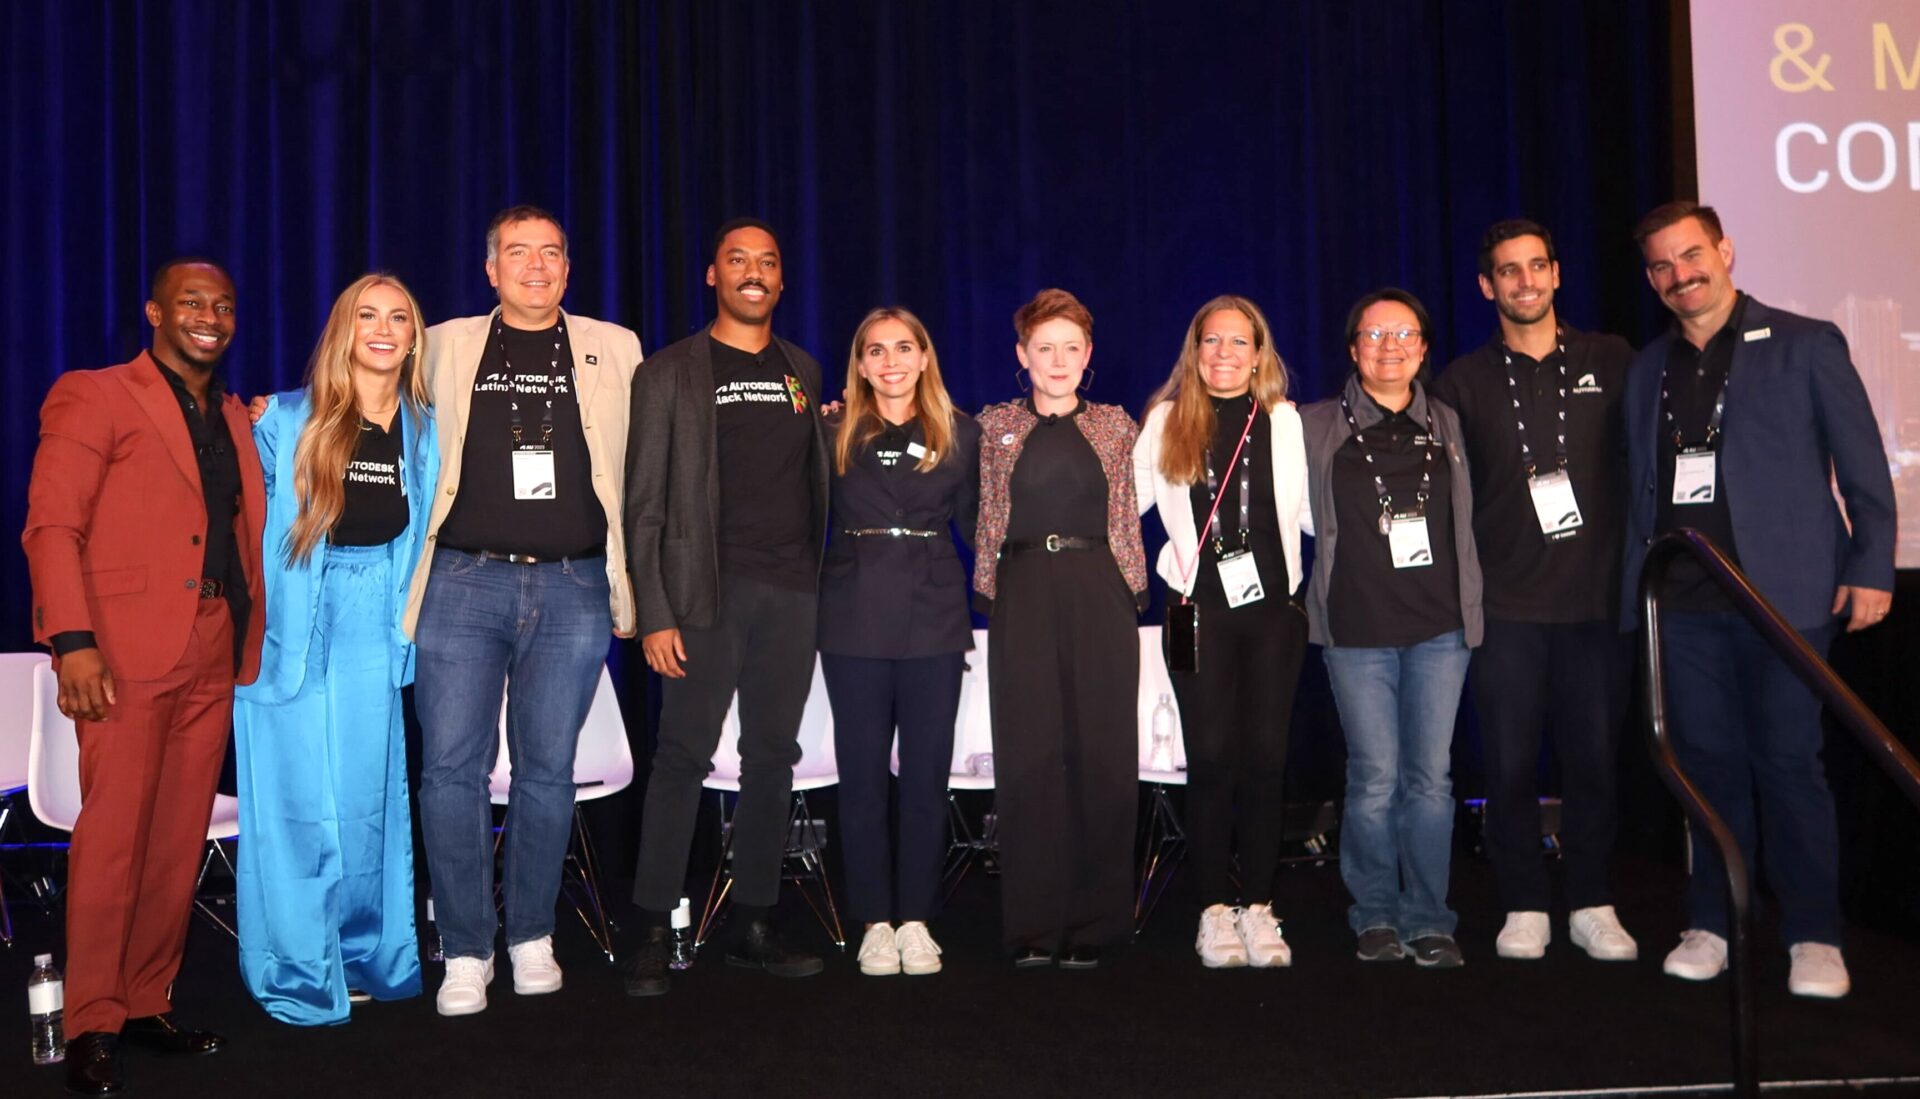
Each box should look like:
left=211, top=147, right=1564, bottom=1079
left=28, top=954, right=64, bottom=1065
left=669, top=898, right=695, bottom=970
left=424, top=897, right=444, bottom=963
left=1148, top=693, right=1178, bottom=772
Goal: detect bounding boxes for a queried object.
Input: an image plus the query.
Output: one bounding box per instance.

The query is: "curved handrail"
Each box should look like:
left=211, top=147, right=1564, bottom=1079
left=1639, top=529, right=1920, bottom=1099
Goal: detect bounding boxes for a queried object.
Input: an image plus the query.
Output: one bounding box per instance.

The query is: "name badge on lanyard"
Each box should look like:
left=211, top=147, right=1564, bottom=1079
left=1527, top=469, right=1583, bottom=539
left=1215, top=549, right=1265, bottom=608
left=1673, top=447, right=1717, bottom=504
left=1388, top=510, right=1434, bottom=569
left=512, top=450, right=557, bottom=499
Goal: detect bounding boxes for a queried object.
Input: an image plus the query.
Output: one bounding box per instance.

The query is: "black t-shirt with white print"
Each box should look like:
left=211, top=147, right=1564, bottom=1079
left=711, top=333, right=817, bottom=593
left=331, top=416, right=408, bottom=546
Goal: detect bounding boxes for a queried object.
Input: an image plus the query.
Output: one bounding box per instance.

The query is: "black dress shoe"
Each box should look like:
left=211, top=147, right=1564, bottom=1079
left=1058, top=945, right=1101, bottom=970
left=121, top=1013, right=225, bottom=1056
left=1012, top=947, right=1054, bottom=969
left=723, top=918, right=824, bottom=977
left=622, top=926, right=673, bottom=997
left=65, top=1031, right=124, bottom=1095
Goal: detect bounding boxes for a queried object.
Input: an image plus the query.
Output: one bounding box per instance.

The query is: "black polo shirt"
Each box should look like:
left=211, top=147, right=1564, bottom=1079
left=1655, top=294, right=1748, bottom=612
left=1326, top=397, right=1460, bottom=647
left=711, top=334, right=818, bottom=592
left=1431, top=325, right=1631, bottom=623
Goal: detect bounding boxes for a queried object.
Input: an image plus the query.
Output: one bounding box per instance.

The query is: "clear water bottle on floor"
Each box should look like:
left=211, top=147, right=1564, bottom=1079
left=425, top=897, right=444, bottom=963
left=669, top=898, right=695, bottom=970
left=1148, top=692, right=1177, bottom=772
left=28, top=954, right=64, bottom=1065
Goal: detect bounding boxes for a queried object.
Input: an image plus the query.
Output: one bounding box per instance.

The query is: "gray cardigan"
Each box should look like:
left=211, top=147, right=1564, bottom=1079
left=1299, top=373, right=1483, bottom=649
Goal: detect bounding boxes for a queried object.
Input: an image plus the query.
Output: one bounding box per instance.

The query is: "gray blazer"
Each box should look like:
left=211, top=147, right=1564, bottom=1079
left=624, top=325, right=830, bottom=635
left=1299, top=373, right=1483, bottom=649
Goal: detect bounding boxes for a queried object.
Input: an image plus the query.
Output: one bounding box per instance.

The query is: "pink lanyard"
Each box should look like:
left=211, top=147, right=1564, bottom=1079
left=1172, top=401, right=1258, bottom=601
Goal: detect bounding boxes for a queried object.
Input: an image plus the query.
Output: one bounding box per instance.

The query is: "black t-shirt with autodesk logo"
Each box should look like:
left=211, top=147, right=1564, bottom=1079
left=710, top=333, right=817, bottom=592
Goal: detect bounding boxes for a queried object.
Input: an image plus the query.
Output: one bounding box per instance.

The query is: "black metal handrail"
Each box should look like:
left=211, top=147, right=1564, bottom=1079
left=1639, top=529, right=1920, bottom=1099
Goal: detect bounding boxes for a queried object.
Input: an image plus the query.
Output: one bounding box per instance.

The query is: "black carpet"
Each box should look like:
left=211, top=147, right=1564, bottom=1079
left=4, top=846, right=1918, bottom=1099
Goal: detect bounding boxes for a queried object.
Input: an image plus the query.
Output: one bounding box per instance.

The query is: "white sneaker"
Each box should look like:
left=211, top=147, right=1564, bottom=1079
left=1236, top=903, right=1292, bottom=968
left=436, top=955, right=494, bottom=1016
left=1495, top=911, right=1550, bottom=959
left=1663, top=929, right=1729, bottom=981
left=1569, top=905, right=1639, bottom=961
left=857, top=924, right=900, bottom=976
left=1196, top=904, right=1249, bottom=968
left=1787, top=942, right=1850, bottom=999
left=508, top=935, right=563, bottom=995
left=896, top=921, right=943, bottom=976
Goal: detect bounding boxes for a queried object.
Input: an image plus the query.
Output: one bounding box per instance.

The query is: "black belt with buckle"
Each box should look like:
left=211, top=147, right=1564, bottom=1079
left=444, top=545, right=605, bottom=565
left=198, top=579, right=225, bottom=599
left=841, top=527, right=940, bottom=538
left=1002, top=535, right=1107, bottom=555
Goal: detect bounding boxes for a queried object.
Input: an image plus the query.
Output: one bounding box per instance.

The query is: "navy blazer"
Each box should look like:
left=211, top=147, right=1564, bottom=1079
left=1620, top=296, right=1895, bottom=631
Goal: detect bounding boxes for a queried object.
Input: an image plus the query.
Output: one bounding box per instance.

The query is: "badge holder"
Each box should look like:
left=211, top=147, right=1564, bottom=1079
left=1528, top=468, right=1583, bottom=541
left=1673, top=448, right=1717, bottom=505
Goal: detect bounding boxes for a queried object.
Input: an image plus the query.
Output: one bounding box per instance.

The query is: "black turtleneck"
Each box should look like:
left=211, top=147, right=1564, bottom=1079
left=1006, top=397, right=1107, bottom=540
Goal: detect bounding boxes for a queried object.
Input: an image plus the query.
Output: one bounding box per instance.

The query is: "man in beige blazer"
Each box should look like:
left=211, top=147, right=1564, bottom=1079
left=407, top=205, right=640, bottom=1017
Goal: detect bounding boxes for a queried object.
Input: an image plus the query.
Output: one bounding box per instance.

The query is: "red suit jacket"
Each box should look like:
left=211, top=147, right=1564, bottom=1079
left=23, top=351, right=266, bottom=684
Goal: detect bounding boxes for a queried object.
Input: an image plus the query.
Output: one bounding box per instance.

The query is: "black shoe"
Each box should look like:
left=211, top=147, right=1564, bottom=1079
left=1407, top=934, right=1464, bottom=969
left=622, top=926, right=673, bottom=997
left=1012, top=947, right=1054, bottom=969
left=1058, top=946, right=1101, bottom=970
left=1355, top=927, right=1407, bottom=962
left=65, top=1031, right=124, bottom=1095
left=723, top=918, right=824, bottom=977
left=121, top=1013, right=225, bottom=1056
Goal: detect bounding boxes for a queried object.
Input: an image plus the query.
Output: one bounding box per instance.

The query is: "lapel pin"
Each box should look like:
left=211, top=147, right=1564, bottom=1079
left=585, top=354, right=598, bottom=364
left=1743, top=328, right=1771, bottom=342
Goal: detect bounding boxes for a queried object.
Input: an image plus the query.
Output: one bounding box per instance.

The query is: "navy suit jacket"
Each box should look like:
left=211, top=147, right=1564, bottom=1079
left=1620, top=296, right=1896, bottom=631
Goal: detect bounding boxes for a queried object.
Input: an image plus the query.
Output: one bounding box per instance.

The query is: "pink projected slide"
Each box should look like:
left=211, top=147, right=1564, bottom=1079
left=1691, top=3, right=1920, bottom=565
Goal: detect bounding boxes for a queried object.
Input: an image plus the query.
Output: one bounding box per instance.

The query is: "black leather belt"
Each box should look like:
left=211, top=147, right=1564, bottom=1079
left=198, top=579, right=225, bottom=599
left=444, top=545, right=604, bottom=565
left=1003, top=535, right=1107, bottom=555
left=842, top=527, right=939, bottom=538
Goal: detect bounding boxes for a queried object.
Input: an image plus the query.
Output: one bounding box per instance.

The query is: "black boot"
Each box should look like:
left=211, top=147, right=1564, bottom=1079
left=622, top=925, right=673, bottom=997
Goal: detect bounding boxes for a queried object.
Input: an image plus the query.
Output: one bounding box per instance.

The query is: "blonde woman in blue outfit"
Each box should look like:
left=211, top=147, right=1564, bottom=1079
left=232, top=274, right=439, bottom=1024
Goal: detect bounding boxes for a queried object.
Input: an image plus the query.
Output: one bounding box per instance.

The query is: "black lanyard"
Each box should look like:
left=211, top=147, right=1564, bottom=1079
left=1340, top=391, right=1438, bottom=535
left=1659, top=352, right=1729, bottom=451
left=1501, top=331, right=1569, bottom=477
left=1202, top=403, right=1257, bottom=554
left=497, top=315, right=568, bottom=450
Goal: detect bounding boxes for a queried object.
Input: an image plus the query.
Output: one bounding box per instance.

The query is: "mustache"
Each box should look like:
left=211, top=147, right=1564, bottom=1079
left=1667, top=278, right=1708, bottom=297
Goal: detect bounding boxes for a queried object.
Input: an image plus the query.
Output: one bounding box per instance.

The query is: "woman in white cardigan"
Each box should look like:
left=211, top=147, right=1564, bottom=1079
left=1133, top=295, right=1310, bottom=970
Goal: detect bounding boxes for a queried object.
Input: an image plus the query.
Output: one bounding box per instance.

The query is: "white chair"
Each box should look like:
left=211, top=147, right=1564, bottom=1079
left=486, top=663, right=634, bottom=963
left=26, top=660, right=242, bottom=938
left=697, top=655, right=845, bottom=949
left=1134, top=626, right=1190, bottom=928
left=938, top=630, right=999, bottom=900
left=0, top=652, right=51, bottom=945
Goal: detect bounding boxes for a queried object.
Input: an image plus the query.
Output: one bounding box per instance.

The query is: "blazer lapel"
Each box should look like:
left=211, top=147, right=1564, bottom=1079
left=446, top=314, right=488, bottom=438
left=124, top=351, right=202, bottom=493
left=565, top=310, right=606, bottom=428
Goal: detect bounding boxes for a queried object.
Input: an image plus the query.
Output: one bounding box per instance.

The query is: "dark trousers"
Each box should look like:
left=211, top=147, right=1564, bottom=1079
left=1470, top=616, right=1626, bottom=913
left=632, top=574, right=817, bottom=912
left=1661, top=612, right=1842, bottom=946
left=987, top=550, right=1139, bottom=952
left=820, top=651, right=964, bottom=923
left=1168, top=592, right=1308, bottom=907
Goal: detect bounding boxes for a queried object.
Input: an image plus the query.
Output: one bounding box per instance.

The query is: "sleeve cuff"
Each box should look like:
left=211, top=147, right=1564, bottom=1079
left=50, top=631, right=98, bottom=656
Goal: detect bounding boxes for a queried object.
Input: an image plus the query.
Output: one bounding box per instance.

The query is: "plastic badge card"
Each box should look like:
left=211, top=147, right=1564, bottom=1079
left=1216, top=550, right=1265, bottom=607
left=1388, top=514, right=1434, bottom=569
left=1673, top=450, right=1716, bottom=505
left=1528, top=470, right=1584, bottom=538
left=512, top=450, right=557, bottom=500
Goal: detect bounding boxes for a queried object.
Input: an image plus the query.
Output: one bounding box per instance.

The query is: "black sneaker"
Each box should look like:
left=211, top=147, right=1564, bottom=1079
left=1057, top=946, right=1101, bottom=971
left=724, top=918, right=825, bottom=978
left=1355, top=927, right=1406, bottom=962
left=622, top=926, right=673, bottom=997
left=1407, top=934, right=1464, bottom=968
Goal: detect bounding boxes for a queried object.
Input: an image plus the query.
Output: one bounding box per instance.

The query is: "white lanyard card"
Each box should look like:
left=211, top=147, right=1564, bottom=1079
left=1673, top=448, right=1716, bottom=505
left=1528, top=469, right=1583, bottom=539
left=1388, top=512, right=1434, bottom=569
left=1215, top=550, right=1265, bottom=608
left=512, top=450, right=558, bottom=500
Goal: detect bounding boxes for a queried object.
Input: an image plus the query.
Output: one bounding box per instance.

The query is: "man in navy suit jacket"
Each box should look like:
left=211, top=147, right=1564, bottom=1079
left=1620, top=201, right=1895, bottom=1001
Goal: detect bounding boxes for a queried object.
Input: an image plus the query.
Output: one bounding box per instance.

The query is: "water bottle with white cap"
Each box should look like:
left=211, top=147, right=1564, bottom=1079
left=28, top=954, right=64, bottom=1065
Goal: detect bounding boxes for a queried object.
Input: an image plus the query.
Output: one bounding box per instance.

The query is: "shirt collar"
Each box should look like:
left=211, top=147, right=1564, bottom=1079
left=152, top=356, right=227, bottom=404
left=1023, top=395, right=1084, bottom=423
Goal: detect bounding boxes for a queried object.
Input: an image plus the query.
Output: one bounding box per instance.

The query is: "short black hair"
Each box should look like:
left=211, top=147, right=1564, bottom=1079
left=1633, top=200, right=1724, bottom=249
left=148, top=256, right=231, bottom=303
left=486, top=205, right=568, bottom=262
left=711, top=216, right=780, bottom=260
left=1477, top=218, right=1556, bottom=280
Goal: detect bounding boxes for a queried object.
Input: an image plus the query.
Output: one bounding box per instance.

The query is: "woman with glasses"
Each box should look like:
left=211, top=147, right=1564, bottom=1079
left=975, top=288, right=1148, bottom=970
left=1300, top=288, right=1481, bottom=968
left=819, top=307, right=980, bottom=978
left=1133, top=295, right=1309, bottom=969
left=232, top=274, right=439, bottom=1023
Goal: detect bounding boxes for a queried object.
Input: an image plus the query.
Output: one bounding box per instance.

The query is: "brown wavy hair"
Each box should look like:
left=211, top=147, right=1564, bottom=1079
left=835, top=306, right=957, bottom=475
left=1144, top=295, right=1290, bottom=486
left=284, top=274, right=431, bottom=564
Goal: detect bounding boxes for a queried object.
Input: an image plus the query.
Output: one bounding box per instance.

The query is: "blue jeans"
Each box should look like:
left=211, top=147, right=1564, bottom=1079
left=1323, top=629, right=1470, bottom=940
left=414, top=548, right=611, bottom=959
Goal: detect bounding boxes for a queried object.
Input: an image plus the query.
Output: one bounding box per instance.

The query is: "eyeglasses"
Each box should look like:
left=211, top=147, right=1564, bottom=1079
left=1357, top=326, right=1422, bottom=346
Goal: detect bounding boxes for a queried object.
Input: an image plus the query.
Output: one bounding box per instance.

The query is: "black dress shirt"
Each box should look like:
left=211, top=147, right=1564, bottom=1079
left=1655, top=293, right=1748, bottom=612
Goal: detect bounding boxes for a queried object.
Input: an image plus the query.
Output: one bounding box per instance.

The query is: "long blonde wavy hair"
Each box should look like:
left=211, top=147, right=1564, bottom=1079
left=835, top=306, right=957, bottom=475
left=284, top=274, right=431, bottom=564
left=1145, top=295, right=1290, bottom=486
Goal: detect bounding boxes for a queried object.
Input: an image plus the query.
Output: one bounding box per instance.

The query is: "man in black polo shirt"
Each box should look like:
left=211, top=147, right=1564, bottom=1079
left=623, top=218, right=830, bottom=994
left=1431, top=219, right=1639, bottom=964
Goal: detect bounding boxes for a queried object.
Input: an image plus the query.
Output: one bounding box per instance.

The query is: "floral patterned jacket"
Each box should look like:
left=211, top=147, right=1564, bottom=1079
left=972, top=399, right=1149, bottom=609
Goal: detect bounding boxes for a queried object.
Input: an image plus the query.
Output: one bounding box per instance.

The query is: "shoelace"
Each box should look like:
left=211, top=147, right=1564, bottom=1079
left=898, top=925, right=941, bottom=956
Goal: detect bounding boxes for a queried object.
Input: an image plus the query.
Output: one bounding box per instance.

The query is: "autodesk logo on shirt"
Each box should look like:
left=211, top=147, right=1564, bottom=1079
left=1572, top=372, right=1604, bottom=395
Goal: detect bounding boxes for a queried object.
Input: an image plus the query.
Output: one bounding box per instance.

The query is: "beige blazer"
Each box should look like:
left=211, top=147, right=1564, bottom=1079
left=403, top=310, right=643, bottom=637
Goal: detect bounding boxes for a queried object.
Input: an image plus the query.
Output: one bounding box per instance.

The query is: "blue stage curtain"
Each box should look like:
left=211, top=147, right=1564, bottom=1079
left=3, top=0, right=1675, bottom=650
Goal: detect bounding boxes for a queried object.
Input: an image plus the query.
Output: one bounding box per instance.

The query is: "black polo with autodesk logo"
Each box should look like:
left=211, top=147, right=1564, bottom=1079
left=710, top=333, right=818, bottom=592
left=1431, top=325, right=1631, bottom=623
left=1326, top=397, right=1460, bottom=647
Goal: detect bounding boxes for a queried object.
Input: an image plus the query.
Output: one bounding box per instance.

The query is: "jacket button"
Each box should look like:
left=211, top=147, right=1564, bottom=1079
left=184, top=580, right=196, bottom=590
left=191, top=534, right=201, bottom=545
left=445, top=487, right=455, bottom=496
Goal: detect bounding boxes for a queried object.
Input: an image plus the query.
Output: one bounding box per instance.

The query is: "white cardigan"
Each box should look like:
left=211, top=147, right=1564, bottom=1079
left=1132, top=398, right=1309, bottom=600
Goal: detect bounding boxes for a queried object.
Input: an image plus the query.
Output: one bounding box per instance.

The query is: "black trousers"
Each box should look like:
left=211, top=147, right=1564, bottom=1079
left=1168, top=590, right=1309, bottom=907
left=632, top=574, right=817, bottom=912
left=987, top=549, right=1139, bottom=951
left=820, top=651, right=964, bottom=923
left=1469, top=616, right=1626, bottom=913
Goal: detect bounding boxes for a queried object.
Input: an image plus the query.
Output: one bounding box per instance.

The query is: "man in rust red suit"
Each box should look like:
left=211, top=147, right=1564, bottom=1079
left=23, top=258, right=265, bottom=1095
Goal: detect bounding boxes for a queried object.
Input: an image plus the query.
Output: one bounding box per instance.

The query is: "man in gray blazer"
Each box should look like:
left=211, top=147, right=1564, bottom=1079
left=622, top=218, right=830, bottom=995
